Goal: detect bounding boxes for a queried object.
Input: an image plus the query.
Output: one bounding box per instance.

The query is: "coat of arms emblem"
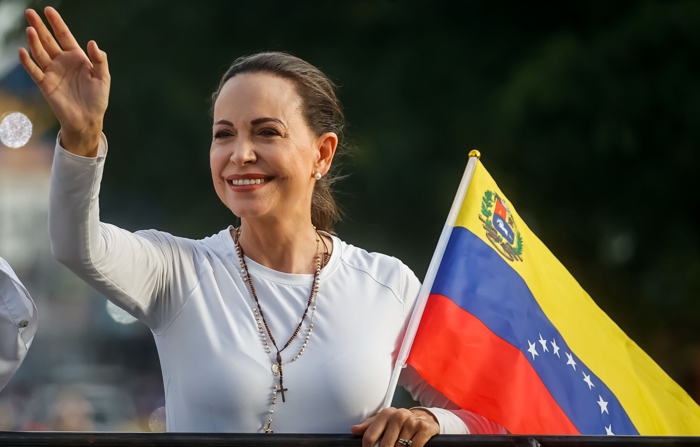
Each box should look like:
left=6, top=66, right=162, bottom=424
left=478, top=190, right=524, bottom=262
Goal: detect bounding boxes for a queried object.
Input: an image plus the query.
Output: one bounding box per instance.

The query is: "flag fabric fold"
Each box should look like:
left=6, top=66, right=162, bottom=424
left=404, top=159, right=700, bottom=435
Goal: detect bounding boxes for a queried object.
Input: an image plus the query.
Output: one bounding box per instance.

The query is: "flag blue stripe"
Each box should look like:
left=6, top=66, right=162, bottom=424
left=431, top=226, right=638, bottom=435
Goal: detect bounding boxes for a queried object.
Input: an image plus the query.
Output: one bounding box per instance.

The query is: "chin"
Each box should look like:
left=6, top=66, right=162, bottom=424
left=225, top=201, right=272, bottom=220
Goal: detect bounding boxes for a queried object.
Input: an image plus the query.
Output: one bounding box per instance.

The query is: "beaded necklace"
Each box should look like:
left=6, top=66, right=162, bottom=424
left=234, top=227, right=326, bottom=433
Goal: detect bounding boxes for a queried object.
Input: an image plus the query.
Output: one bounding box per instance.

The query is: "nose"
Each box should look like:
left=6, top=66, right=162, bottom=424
left=229, top=138, right=257, bottom=166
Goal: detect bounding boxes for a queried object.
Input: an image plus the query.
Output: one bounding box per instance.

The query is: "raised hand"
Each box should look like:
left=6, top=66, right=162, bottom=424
left=19, top=7, right=110, bottom=157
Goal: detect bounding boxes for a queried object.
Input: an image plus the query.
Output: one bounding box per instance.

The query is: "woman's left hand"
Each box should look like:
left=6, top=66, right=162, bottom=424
left=351, top=407, right=440, bottom=447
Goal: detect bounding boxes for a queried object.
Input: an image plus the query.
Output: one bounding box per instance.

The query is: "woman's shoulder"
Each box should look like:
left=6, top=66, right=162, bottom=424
left=334, top=236, right=420, bottom=302
left=132, top=227, right=234, bottom=265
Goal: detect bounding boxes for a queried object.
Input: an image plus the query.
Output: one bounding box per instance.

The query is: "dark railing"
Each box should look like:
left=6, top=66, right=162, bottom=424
left=1, top=433, right=699, bottom=447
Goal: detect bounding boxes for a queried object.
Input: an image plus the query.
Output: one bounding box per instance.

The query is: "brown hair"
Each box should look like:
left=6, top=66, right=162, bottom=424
left=212, top=52, right=347, bottom=233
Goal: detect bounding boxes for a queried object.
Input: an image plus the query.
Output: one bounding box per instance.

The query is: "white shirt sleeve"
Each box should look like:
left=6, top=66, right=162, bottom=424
left=0, top=257, right=38, bottom=391
left=397, top=264, right=507, bottom=434
left=49, top=133, right=202, bottom=332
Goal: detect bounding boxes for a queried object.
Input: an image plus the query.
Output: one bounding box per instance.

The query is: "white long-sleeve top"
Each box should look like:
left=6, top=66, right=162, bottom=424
left=0, top=257, right=38, bottom=391
left=49, top=134, right=505, bottom=434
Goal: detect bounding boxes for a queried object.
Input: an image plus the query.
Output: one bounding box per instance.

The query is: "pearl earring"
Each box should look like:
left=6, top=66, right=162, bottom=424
left=314, top=172, right=322, bottom=180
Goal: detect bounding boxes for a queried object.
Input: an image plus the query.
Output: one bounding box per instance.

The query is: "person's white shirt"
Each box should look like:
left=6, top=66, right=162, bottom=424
left=49, top=134, right=506, bottom=434
left=0, top=257, right=38, bottom=391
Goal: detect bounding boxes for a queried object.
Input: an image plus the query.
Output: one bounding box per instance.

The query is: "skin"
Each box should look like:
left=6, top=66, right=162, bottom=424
left=20, top=7, right=441, bottom=446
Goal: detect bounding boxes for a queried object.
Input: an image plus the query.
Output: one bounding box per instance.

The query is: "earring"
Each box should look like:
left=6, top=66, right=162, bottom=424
left=314, top=172, right=322, bottom=180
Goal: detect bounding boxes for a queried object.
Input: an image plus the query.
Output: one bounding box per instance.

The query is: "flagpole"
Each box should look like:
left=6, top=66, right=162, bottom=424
left=380, top=150, right=481, bottom=410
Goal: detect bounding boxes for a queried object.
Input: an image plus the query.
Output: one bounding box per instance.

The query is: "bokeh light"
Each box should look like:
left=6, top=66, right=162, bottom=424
left=0, top=112, right=32, bottom=148
left=106, top=300, right=138, bottom=325
left=148, top=406, right=166, bottom=432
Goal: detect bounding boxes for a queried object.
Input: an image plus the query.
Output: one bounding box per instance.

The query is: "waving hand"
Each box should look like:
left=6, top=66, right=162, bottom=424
left=19, top=7, right=110, bottom=157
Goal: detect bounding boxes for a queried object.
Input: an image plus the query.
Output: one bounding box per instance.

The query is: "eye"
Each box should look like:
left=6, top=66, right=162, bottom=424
left=214, top=129, right=234, bottom=139
left=258, top=127, right=281, bottom=137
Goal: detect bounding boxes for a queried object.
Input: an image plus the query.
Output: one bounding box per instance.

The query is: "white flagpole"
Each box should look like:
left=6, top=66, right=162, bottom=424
left=380, top=152, right=481, bottom=410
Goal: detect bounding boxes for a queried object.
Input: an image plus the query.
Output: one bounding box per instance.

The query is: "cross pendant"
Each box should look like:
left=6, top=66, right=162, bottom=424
left=263, top=425, right=273, bottom=434
left=275, top=385, right=289, bottom=402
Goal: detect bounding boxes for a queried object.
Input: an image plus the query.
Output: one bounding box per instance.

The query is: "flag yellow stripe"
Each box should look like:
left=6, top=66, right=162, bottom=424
left=454, top=162, right=700, bottom=435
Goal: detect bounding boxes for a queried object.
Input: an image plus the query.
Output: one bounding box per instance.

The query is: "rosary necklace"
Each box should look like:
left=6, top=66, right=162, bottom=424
left=234, top=226, right=327, bottom=434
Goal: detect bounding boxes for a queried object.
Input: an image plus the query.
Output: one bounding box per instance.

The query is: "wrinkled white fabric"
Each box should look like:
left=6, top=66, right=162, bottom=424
left=0, top=257, right=38, bottom=391
left=49, top=133, right=504, bottom=434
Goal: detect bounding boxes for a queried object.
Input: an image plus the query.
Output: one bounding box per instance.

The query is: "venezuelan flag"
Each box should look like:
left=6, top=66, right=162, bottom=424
left=402, top=157, right=700, bottom=435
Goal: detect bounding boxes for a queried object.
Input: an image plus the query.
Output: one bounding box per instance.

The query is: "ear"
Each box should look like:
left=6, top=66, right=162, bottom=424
left=315, top=132, right=338, bottom=176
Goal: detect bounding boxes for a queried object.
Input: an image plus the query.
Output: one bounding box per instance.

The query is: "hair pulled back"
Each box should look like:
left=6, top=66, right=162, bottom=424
left=212, top=52, right=347, bottom=233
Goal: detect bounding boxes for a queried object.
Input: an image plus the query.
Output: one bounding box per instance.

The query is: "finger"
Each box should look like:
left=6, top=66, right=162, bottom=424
left=87, top=41, right=109, bottom=81
left=351, top=419, right=371, bottom=436
left=18, top=47, right=45, bottom=84
left=379, top=410, right=411, bottom=447
left=25, top=8, right=62, bottom=57
left=362, top=414, right=389, bottom=447
left=45, top=7, right=81, bottom=51
left=26, top=27, right=52, bottom=70
left=395, top=421, right=419, bottom=447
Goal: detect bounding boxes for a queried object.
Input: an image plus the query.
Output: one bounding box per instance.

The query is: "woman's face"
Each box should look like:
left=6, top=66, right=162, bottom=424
left=210, top=73, right=333, bottom=223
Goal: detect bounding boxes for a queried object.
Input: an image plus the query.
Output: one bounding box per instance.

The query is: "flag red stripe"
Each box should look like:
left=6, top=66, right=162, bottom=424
left=407, top=294, right=580, bottom=435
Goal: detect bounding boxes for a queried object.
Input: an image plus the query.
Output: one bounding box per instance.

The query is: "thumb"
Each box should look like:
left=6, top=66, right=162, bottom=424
left=351, top=415, right=375, bottom=435
left=87, top=40, right=109, bottom=80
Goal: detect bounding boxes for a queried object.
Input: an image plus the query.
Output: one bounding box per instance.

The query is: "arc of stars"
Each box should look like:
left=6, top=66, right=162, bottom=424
left=526, top=332, right=617, bottom=436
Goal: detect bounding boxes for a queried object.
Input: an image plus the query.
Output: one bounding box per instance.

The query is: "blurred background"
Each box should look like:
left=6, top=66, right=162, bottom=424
left=0, top=0, right=698, bottom=432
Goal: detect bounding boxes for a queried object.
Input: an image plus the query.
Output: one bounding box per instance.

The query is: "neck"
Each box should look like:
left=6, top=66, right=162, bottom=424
left=236, top=216, right=320, bottom=274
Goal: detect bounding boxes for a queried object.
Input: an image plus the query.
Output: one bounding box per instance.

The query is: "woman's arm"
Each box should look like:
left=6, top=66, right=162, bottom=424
left=399, top=364, right=508, bottom=435
left=49, top=134, right=200, bottom=331
left=22, top=8, right=199, bottom=331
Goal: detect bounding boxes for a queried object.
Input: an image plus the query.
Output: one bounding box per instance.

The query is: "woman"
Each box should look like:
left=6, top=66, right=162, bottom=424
left=20, top=7, right=505, bottom=445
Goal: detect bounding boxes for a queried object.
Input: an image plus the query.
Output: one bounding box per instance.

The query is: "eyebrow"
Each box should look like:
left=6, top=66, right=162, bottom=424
left=251, top=117, right=287, bottom=128
left=213, top=117, right=287, bottom=128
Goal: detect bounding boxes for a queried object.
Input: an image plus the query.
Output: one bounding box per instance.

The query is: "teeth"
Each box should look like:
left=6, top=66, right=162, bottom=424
left=230, top=178, right=268, bottom=186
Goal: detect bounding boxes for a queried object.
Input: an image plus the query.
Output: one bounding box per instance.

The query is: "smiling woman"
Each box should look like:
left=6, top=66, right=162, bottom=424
left=20, top=6, right=505, bottom=445
left=210, top=52, right=346, bottom=236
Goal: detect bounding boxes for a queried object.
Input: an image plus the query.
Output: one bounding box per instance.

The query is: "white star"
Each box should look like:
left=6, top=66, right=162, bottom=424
left=566, top=352, right=577, bottom=370
left=527, top=340, right=539, bottom=360
left=605, top=425, right=614, bottom=435
left=597, top=395, right=609, bottom=414
left=583, top=371, right=595, bottom=390
left=538, top=334, right=549, bottom=352
left=551, top=339, right=560, bottom=357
